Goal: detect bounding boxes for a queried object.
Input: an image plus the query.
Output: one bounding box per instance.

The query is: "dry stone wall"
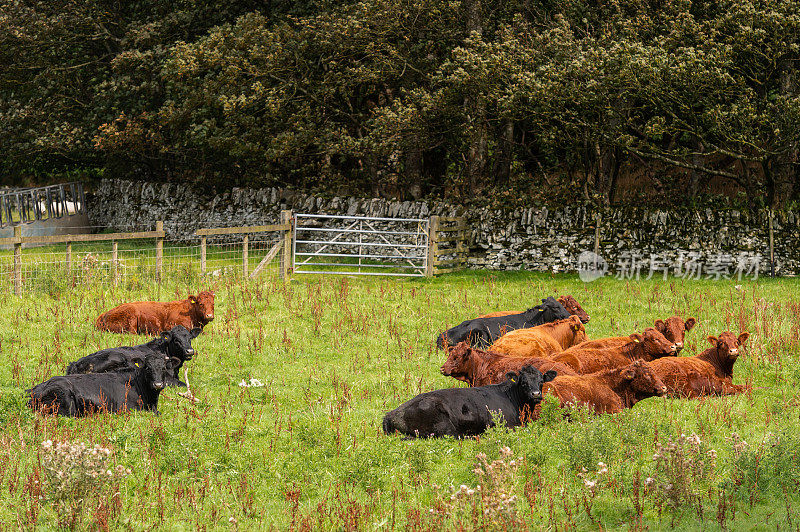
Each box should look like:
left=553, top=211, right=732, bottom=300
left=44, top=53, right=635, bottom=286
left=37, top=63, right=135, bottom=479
left=89, top=179, right=800, bottom=276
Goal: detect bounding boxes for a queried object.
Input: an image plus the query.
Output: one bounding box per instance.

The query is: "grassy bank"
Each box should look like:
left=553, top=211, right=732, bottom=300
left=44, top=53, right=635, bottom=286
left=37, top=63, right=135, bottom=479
left=0, top=270, right=798, bottom=530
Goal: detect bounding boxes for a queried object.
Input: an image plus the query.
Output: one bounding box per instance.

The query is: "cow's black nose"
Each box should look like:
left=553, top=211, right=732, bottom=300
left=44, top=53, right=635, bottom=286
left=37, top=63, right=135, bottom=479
left=186, top=349, right=195, bottom=356
left=153, top=382, right=165, bottom=390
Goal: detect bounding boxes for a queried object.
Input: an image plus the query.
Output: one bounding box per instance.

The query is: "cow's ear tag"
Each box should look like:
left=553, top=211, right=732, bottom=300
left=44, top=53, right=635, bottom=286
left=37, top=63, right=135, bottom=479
left=634, top=339, right=640, bottom=343
left=510, top=378, right=516, bottom=382
left=134, top=361, right=141, bottom=367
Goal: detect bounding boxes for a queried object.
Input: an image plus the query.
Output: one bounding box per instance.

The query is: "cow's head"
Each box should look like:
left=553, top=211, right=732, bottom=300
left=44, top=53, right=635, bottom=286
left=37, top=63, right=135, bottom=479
left=440, top=342, right=472, bottom=383
left=144, top=356, right=181, bottom=391
left=162, top=325, right=201, bottom=361
left=621, top=360, right=667, bottom=400
left=654, top=316, right=697, bottom=353
left=509, top=366, right=557, bottom=404
left=630, top=328, right=678, bottom=360
left=189, top=290, right=215, bottom=324
left=566, top=315, right=587, bottom=343
left=525, top=297, right=570, bottom=323
left=706, top=331, right=749, bottom=377
left=558, top=295, right=590, bottom=324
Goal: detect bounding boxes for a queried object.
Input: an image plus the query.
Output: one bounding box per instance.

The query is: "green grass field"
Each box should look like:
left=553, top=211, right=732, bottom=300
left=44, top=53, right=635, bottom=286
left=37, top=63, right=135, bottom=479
left=1, top=268, right=799, bottom=530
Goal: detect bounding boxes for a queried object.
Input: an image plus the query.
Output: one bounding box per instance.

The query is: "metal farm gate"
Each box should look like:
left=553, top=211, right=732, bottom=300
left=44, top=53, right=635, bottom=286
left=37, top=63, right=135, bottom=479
left=292, top=214, right=429, bottom=277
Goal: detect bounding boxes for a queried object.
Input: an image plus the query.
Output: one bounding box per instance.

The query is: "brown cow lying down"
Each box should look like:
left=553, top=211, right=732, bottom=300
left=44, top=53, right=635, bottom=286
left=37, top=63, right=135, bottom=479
left=650, top=331, right=750, bottom=398
left=489, top=316, right=586, bottom=358
left=96, top=291, right=215, bottom=334
left=480, top=295, right=591, bottom=324
left=551, top=328, right=677, bottom=374
left=576, top=316, right=696, bottom=351
left=441, top=342, right=578, bottom=386
left=537, top=360, right=667, bottom=415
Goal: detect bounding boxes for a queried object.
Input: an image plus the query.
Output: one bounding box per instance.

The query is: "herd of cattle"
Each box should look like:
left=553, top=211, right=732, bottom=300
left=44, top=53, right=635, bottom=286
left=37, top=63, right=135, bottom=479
left=25, top=290, right=750, bottom=440
left=382, top=296, right=750, bottom=438
left=27, top=292, right=215, bottom=416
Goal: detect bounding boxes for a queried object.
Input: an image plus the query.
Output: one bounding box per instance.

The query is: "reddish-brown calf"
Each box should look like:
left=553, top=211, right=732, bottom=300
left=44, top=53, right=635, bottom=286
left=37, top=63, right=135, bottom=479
left=489, top=316, right=586, bottom=358
left=96, top=291, right=216, bottom=334
left=650, top=331, right=749, bottom=398
left=537, top=360, right=667, bottom=415
left=573, top=316, right=693, bottom=352
left=654, top=316, right=697, bottom=353
left=551, top=328, right=677, bottom=374
left=441, top=342, right=578, bottom=386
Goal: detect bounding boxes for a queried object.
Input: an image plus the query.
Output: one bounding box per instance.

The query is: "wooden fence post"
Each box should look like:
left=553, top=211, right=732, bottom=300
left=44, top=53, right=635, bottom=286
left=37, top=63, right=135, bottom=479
left=66, top=241, right=72, bottom=272
left=200, top=236, right=207, bottom=275
left=111, top=241, right=119, bottom=285
left=769, top=209, right=775, bottom=277
left=13, top=225, right=21, bottom=295
left=155, top=220, right=164, bottom=283
left=426, top=215, right=439, bottom=277
left=243, top=235, right=249, bottom=277
left=279, top=210, right=293, bottom=281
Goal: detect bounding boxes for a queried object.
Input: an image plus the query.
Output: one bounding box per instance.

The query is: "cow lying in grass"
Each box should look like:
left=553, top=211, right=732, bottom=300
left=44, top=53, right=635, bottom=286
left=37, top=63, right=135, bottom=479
left=436, top=297, right=570, bottom=349
left=479, top=295, right=591, bottom=324
left=576, top=316, right=695, bottom=351
left=537, top=360, right=667, bottom=415
left=441, top=342, right=578, bottom=386
left=28, top=356, right=178, bottom=416
left=382, top=366, right=556, bottom=438
left=66, top=325, right=201, bottom=386
left=488, top=316, right=586, bottom=358
left=550, top=328, right=677, bottom=374
left=95, top=291, right=215, bottom=334
left=650, top=331, right=749, bottom=397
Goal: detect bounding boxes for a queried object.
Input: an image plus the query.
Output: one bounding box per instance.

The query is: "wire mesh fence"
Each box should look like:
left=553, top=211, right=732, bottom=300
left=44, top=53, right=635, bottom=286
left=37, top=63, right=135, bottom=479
left=0, top=221, right=287, bottom=295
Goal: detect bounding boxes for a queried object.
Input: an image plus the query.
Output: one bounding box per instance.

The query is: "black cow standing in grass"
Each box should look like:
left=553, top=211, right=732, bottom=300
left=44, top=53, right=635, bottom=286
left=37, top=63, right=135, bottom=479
left=382, top=366, right=557, bottom=438
left=28, top=355, right=179, bottom=417
left=66, top=325, right=201, bottom=386
left=436, top=297, right=571, bottom=349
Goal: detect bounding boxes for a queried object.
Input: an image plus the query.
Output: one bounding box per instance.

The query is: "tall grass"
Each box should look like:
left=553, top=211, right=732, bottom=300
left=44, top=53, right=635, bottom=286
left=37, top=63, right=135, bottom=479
left=0, top=268, right=798, bottom=529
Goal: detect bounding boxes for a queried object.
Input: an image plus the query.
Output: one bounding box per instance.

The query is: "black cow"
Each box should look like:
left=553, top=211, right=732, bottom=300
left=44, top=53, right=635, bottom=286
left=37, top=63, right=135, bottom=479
left=66, top=325, right=200, bottom=386
left=28, top=355, right=178, bottom=417
left=436, top=297, right=571, bottom=349
left=382, top=366, right=557, bottom=438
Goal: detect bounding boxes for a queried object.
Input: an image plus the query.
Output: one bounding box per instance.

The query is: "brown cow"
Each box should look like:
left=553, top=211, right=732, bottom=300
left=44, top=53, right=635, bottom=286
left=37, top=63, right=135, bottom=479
left=95, top=291, right=215, bottom=334
left=551, top=328, right=677, bottom=374
left=441, top=342, right=578, bottom=386
left=488, top=316, right=586, bottom=358
left=537, top=360, right=667, bottom=415
left=654, top=316, right=697, bottom=353
left=574, top=316, right=695, bottom=351
left=649, top=331, right=749, bottom=398
left=480, top=295, right=590, bottom=323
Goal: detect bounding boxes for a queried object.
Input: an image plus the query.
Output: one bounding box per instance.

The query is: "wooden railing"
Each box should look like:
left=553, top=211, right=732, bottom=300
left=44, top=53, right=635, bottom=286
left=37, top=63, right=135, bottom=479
left=195, top=210, right=293, bottom=280
left=2, top=212, right=295, bottom=296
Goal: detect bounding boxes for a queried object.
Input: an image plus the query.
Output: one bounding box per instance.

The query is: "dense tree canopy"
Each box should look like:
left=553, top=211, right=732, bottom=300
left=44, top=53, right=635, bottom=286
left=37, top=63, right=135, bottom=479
left=1, top=0, right=798, bottom=207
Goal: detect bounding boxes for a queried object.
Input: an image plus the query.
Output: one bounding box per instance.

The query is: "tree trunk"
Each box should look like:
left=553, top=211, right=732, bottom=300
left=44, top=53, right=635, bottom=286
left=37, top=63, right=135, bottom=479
left=463, top=0, right=486, bottom=197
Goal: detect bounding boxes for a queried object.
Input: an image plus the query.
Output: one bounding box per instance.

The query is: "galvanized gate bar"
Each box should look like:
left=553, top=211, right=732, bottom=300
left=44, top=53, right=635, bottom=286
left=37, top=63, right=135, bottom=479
left=293, top=213, right=428, bottom=277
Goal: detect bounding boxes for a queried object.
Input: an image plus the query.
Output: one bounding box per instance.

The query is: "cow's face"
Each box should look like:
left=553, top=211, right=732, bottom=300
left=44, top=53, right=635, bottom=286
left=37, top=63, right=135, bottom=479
left=145, top=356, right=180, bottom=391
left=567, top=316, right=587, bottom=342
left=558, top=295, right=590, bottom=324
left=638, top=328, right=678, bottom=359
left=189, top=291, right=215, bottom=322
left=654, top=316, right=697, bottom=353
left=440, top=343, right=472, bottom=382
left=622, top=360, right=667, bottom=398
left=164, top=325, right=197, bottom=360
left=515, top=366, right=555, bottom=403
left=708, top=331, right=749, bottom=358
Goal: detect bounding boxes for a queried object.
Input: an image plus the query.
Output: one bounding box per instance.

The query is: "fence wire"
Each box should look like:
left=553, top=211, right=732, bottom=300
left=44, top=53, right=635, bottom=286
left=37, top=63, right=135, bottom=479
left=0, top=223, right=284, bottom=295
